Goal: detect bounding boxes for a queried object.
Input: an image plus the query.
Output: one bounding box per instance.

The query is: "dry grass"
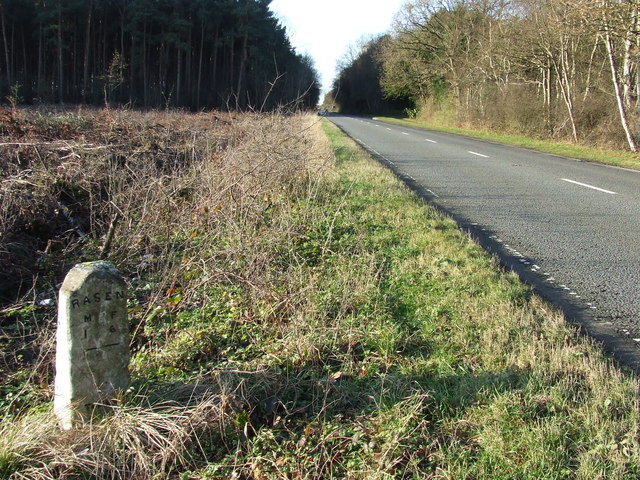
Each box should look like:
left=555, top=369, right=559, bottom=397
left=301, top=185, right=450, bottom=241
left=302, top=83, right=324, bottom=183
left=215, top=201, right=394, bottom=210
left=0, top=105, right=330, bottom=362
left=3, top=107, right=640, bottom=478
left=1, top=106, right=334, bottom=478
left=2, top=386, right=233, bottom=479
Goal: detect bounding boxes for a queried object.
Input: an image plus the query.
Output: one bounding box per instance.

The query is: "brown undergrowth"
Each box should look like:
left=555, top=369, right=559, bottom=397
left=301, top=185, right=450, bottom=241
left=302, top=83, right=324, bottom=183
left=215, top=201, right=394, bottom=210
left=3, top=108, right=640, bottom=479
left=0, top=106, right=333, bottom=478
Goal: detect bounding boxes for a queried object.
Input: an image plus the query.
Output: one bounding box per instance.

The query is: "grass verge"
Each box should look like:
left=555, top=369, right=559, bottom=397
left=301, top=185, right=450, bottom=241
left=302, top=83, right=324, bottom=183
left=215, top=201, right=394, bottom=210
left=1, top=110, right=639, bottom=478
left=375, top=116, right=640, bottom=170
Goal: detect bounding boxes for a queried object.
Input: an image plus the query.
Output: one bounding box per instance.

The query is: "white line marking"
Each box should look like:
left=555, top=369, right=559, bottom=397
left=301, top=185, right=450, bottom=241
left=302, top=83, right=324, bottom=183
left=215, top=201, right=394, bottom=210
left=426, top=189, right=439, bottom=198
left=561, top=178, right=617, bottom=194
left=386, top=128, right=392, bottom=131
left=468, top=151, right=489, bottom=158
left=402, top=132, right=409, bottom=135
left=425, top=139, right=437, bottom=143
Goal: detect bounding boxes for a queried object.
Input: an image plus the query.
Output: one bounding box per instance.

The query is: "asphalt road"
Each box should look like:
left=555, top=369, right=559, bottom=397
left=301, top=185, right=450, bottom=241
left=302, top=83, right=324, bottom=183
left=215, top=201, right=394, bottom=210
left=328, top=114, right=640, bottom=369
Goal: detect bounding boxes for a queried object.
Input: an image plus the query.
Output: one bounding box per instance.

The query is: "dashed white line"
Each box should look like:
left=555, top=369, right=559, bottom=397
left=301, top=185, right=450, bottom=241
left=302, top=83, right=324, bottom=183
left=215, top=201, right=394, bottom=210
left=468, top=151, right=489, bottom=158
left=561, top=178, right=617, bottom=195
left=425, top=139, right=437, bottom=144
left=402, top=132, right=409, bottom=135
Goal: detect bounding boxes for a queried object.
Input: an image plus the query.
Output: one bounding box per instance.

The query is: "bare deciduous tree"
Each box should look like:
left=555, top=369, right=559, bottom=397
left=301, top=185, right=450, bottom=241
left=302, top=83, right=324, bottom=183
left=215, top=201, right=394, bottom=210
left=366, top=0, right=640, bottom=151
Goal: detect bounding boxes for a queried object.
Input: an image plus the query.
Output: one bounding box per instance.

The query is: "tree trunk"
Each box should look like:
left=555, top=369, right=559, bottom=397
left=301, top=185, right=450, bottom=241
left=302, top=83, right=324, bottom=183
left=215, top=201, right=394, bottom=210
left=621, top=6, right=636, bottom=109
left=129, top=32, right=134, bottom=104
left=9, top=14, right=14, bottom=81
left=186, top=22, right=192, bottom=107
left=143, top=21, right=148, bottom=107
left=57, top=1, right=64, bottom=104
left=604, top=27, right=637, bottom=152
left=21, top=28, right=26, bottom=82
left=37, top=22, right=42, bottom=98
left=559, top=36, right=578, bottom=143
left=197, top=22, right=204, bottom=109
left=212, top=26, right=218, bottom=105
left=637, top=35, right=640, bottom=122
left=82, top=0, right=93, bottom=103
left=582, top=34, right=600, bottom=102
left=229, top=39, right=234, bottom=100
left=545, top=31, right=578, bottom=143
left=0, top=1, right=11, bottom=85
left=236, top=27, right=248, bottom=109
left=176, top=48, right=182, bottom=106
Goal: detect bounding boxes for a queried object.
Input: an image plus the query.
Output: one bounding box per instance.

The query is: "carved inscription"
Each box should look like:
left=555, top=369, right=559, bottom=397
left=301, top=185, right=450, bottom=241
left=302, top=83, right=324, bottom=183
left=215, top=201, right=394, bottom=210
left=69, top=289, right=126, bottom=352
left=70, top=289, right=124, bottom=308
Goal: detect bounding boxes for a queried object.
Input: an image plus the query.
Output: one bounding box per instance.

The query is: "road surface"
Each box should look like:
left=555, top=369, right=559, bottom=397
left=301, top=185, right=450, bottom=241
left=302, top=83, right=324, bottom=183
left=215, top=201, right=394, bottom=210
left=329, top=114, right=640, bottom=369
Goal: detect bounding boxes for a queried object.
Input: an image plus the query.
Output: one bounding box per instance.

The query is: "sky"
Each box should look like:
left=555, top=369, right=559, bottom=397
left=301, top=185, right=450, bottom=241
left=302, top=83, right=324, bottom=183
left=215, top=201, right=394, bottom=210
left=269, top=0, right=408, bottom=97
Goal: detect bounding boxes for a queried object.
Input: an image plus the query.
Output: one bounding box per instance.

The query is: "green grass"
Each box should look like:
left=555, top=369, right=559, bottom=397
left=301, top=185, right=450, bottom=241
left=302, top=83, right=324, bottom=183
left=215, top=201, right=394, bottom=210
left=3, top=112, right=640, bottom=479
left=375, top=116, right=640, bottom=170
left=199, top=119, right=640, bottom=478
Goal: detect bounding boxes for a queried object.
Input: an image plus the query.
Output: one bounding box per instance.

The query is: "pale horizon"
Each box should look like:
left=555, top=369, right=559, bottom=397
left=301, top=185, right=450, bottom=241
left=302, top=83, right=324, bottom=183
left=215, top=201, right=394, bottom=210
left=269, top=0, right=407, bottom=96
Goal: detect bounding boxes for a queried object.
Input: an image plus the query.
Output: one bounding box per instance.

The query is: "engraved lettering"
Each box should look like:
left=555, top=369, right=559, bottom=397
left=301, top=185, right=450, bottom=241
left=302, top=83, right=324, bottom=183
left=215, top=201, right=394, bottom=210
left=72, top=299, right=80, bottom=308
left=84, top=315, right=91, bottom=322
left=116, top=291, right=124, bottom=300
left=83, top=296, right=91, bottom=305
left=111, top=311, right=117, bottom=319
left=105, top=291, right=112, bottom=301
left=94, top=292, right=101, bottom=302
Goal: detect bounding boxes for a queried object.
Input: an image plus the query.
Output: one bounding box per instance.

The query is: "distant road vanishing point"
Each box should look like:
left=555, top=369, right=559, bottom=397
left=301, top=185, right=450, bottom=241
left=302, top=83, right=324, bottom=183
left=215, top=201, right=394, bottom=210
left=329, top=114, right=640, bottom=370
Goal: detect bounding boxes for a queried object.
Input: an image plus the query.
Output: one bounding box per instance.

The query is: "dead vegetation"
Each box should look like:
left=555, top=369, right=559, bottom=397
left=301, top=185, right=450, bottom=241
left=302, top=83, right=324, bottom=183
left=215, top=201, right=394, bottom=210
left=1, top=105, right=342, bottom=479
left=0, top=104, right=331, bottom=420
left=3, top=107, right=640, bottom=479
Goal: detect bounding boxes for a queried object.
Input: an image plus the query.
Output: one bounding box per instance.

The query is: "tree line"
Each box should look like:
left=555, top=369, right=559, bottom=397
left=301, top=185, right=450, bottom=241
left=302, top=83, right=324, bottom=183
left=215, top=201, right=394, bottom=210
left=331, top=0, right=640, bottom=152
left=0, top=0, right=320, bottom=110
left=328, top=35, right=412, bottom=115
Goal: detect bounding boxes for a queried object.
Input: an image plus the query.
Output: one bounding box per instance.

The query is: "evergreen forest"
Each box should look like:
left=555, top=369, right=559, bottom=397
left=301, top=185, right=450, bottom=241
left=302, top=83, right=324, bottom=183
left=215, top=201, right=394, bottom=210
left=0, top=0, right=320, bottom=110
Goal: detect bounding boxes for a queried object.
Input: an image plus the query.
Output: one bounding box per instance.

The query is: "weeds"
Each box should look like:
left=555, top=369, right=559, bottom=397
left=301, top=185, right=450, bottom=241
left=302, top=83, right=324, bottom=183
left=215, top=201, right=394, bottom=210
left=1, top=107, right=640, bottom=478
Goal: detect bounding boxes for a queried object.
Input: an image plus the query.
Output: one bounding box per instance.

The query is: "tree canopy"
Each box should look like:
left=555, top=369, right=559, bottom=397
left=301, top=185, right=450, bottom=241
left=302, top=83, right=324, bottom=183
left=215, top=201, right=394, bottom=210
left=0, top=0, right=320, bottom=110
left=330, top=35, right=412, bottom=115
left=331, top=0, right=640, bottom=152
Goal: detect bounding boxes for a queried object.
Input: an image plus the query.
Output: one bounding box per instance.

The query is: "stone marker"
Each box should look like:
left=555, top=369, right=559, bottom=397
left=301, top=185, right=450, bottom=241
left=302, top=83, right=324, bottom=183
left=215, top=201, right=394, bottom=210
left=54, top=261, right=129, bottom=430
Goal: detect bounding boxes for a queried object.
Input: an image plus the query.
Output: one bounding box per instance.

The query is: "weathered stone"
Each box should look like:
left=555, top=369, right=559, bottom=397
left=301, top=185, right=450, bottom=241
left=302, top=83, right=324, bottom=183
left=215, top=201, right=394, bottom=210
left=54, top=261, right=129, bottom=430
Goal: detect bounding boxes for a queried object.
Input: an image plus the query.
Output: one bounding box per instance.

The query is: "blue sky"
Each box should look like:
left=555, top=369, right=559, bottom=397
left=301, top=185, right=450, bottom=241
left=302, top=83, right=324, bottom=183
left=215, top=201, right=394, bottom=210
left=269, top=0, right=407, bottom=95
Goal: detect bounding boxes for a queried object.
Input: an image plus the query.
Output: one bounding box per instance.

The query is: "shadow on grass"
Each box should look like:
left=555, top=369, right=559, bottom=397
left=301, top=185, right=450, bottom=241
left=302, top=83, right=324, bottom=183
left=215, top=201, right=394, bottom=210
left=130, top=360, right=533, bottom=444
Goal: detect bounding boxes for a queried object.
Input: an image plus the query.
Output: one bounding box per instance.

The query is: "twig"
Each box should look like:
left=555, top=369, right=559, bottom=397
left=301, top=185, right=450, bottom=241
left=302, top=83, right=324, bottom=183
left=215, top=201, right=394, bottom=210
left=100, top=211, right=121, bottom=259
left=0, top=141, right=115, bottom=150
